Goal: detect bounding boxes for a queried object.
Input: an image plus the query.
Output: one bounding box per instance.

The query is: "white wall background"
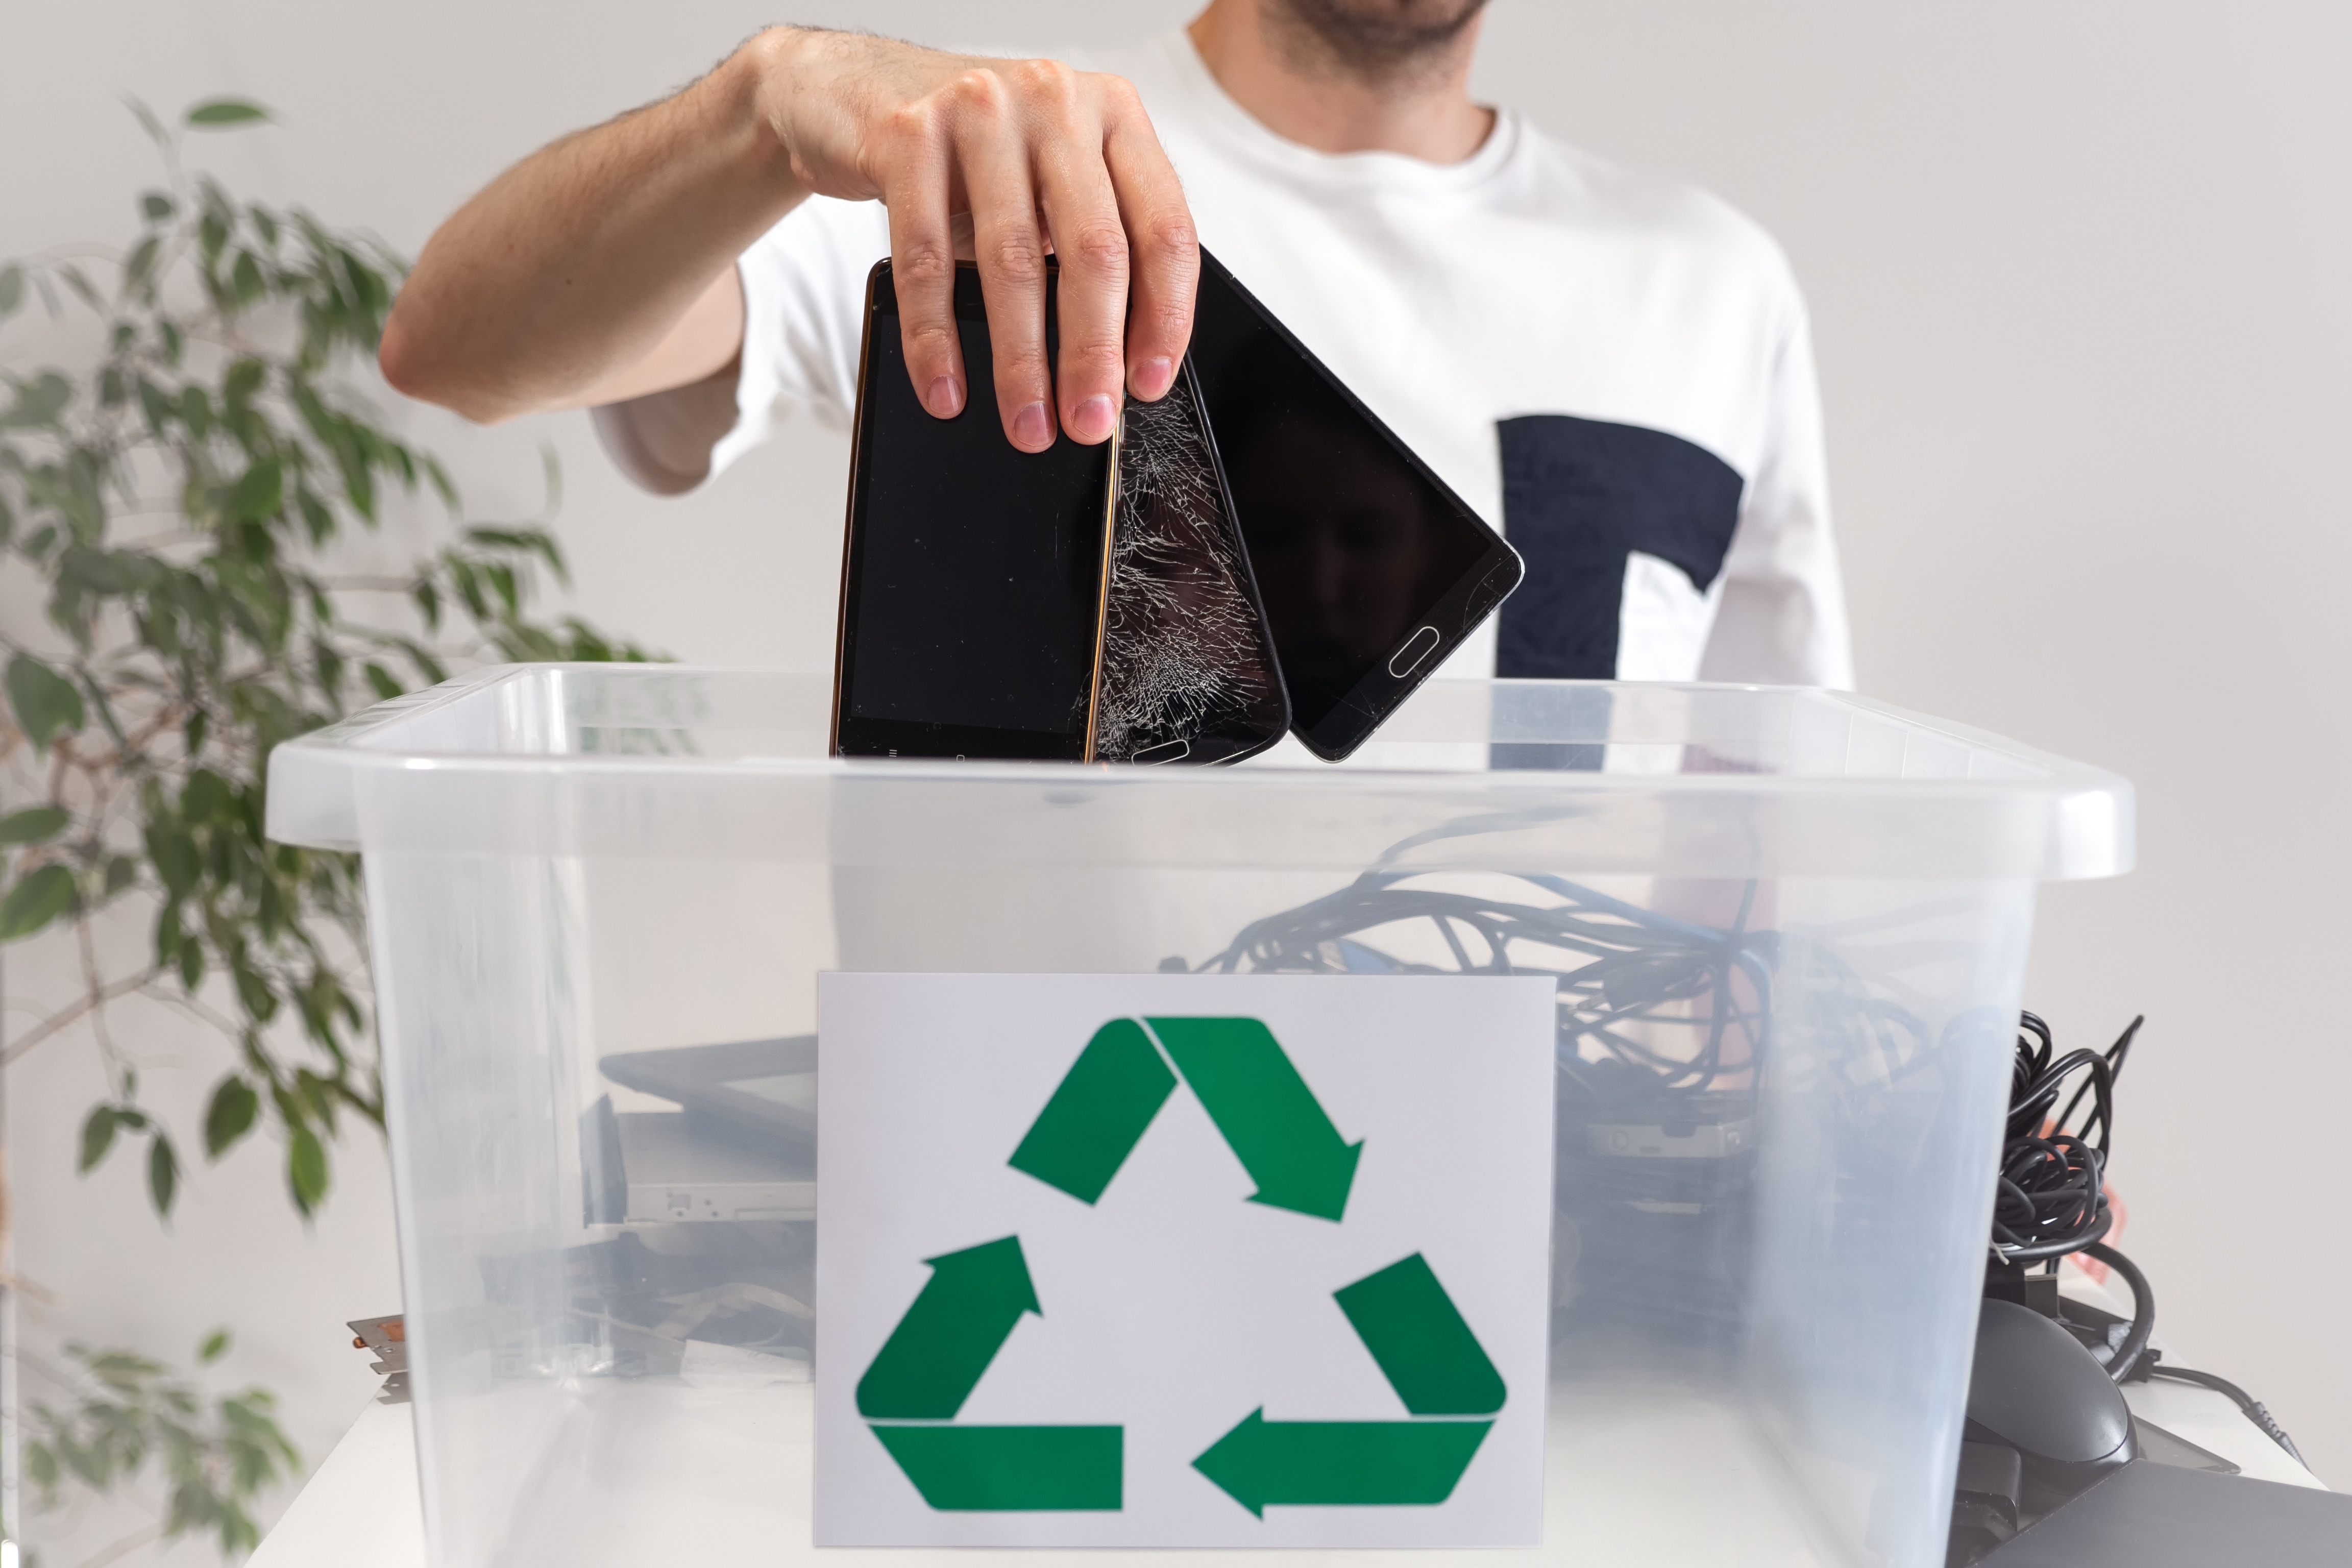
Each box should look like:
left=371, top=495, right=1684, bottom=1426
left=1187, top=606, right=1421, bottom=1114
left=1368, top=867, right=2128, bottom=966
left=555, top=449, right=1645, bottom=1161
left=2, top=0, right=2344, bottom=1552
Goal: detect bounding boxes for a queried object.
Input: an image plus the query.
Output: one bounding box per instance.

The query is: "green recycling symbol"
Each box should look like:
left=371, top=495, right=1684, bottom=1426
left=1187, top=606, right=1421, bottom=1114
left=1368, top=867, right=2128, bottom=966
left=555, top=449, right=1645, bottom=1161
left=856, top=1016, right=1505, bottom=1516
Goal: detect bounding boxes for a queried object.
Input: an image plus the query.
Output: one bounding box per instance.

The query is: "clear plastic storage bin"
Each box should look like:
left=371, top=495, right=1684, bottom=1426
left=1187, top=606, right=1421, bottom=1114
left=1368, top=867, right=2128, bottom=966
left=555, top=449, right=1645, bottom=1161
left=267, top=667, right=2131, bottom=1568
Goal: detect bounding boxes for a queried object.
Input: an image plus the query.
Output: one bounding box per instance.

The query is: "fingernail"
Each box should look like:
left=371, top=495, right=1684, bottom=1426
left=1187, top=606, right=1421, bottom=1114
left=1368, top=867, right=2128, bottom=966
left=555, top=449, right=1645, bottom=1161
left=925, top=377, right=963, bottom=418
left=1133, top=358, right=1174, bottom=400
left=1070, top=394, right=1118, bottom=443
left=1014, top=401, right=1054, bottom=448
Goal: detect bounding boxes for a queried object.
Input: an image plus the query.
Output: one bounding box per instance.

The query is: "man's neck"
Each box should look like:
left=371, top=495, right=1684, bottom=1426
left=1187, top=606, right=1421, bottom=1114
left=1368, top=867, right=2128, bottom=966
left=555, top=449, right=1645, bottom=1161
left=1187, top=1, right=1494, bottom=164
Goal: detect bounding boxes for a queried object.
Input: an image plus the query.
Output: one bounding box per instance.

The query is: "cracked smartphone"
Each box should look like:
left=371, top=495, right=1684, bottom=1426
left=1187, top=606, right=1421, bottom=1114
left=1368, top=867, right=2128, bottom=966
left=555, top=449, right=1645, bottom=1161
left=1091, top=356, right=1290, bottom=766
left=831, top=260, right=1119, bottom=761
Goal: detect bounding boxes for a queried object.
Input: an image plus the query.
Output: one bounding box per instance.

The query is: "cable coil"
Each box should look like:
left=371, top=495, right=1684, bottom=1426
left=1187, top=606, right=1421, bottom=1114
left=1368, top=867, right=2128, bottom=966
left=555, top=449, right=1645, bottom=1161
left=1991, top=1012, right=2140, bottom=1264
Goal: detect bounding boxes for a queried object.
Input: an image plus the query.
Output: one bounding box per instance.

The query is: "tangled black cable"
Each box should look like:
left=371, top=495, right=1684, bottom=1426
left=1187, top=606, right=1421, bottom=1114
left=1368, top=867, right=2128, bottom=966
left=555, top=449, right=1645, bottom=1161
left=2078, top=1238, right=2154, bottom=1385
left=1990, top=1012, right=2142, bottom=1263
left=1987, top=1013, right=2306, bottom=1460
left=1194, top=868, right=1775, bottom=1101
left=2147, top=1365, right=2307, bottom=1466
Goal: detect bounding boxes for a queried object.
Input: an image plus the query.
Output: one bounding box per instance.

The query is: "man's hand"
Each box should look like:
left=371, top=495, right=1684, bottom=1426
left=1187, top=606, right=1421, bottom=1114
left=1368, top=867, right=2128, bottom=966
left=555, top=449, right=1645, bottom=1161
left=380, top=27, right=1198, bottom=454
left=766, top=31, right=1196, bottom=448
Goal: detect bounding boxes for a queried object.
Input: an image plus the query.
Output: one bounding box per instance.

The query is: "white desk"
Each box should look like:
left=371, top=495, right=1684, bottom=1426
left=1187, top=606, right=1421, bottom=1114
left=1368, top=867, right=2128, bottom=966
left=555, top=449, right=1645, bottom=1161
left=249, top=1368, right=2320, bottom=1568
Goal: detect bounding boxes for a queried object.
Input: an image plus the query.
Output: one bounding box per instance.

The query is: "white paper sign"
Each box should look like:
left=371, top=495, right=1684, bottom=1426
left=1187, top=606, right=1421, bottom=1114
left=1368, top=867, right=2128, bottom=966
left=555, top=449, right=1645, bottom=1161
left=815, top=973, right=1556, bottom=1548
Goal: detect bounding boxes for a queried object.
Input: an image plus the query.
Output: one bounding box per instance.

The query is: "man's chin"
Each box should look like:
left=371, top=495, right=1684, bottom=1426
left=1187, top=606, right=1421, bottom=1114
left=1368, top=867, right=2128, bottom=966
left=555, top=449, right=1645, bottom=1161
left=1264, top=0, right=1492, bottom=80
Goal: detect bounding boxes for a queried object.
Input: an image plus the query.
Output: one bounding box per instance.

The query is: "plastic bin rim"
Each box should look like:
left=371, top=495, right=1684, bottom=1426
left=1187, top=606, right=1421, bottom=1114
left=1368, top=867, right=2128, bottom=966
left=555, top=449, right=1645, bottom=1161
left=274, top=663, right=2128, bottom=788
left=264, top=665, right=2136, bottom=880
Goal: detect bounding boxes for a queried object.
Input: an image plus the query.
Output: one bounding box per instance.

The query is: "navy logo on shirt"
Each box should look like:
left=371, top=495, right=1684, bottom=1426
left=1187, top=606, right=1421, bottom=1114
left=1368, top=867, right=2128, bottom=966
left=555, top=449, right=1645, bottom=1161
left=1494, top=415, right=1745, bottom=679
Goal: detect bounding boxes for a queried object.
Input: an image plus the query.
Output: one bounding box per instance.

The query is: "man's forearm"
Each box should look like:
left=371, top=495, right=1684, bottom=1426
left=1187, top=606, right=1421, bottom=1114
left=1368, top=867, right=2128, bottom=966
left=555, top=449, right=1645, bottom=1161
left=386, top=27, right=1199, bottom=449
left=380, top=33, right=805, bottom=424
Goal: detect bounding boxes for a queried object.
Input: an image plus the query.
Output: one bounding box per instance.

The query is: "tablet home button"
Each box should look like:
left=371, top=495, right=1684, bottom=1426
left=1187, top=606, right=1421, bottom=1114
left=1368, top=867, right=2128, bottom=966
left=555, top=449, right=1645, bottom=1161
left=1388, top=626, right=1442, bottom=678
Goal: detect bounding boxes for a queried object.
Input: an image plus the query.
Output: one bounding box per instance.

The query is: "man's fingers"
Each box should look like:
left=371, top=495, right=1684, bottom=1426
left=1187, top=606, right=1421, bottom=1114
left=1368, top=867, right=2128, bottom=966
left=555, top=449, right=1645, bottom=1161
left=877, top=102, right=966, bottom=421
left=871, top=59, right=1189, bottom=445
left=951, top=69, right=1057, bottom=452
left=1018, top=63, right=1129, bottom=446
left=1102, top=88, right=1197, bottom=405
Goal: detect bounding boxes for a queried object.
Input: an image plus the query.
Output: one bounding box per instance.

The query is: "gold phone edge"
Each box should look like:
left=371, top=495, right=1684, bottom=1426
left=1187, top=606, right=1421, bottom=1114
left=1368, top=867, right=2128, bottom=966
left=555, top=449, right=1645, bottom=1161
left=827, top=264, right=884, bottom=758
left=1081, top=405, right=1124, bottom=764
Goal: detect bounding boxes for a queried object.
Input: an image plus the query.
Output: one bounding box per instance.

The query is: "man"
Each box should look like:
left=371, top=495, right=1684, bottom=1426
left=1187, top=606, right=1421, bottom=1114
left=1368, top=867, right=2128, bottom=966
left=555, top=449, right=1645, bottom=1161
left=382, top=1, right=1852, bottom=692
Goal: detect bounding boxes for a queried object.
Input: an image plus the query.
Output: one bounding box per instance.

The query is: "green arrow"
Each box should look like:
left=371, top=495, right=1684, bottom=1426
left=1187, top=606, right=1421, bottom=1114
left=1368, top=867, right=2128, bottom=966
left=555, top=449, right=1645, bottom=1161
left=1191, top=1410, right=1493, bottom=1516
left=1333, top=1254, right=1505, bottom=1416
left=869, top=1425, right=1122, bottom=1510
left=1145, top=1017, right=1362, bottom=1221
left=1009, top=1018, right=1178, bottom=1204
left=855, top=1237, right=1040, bottom=1419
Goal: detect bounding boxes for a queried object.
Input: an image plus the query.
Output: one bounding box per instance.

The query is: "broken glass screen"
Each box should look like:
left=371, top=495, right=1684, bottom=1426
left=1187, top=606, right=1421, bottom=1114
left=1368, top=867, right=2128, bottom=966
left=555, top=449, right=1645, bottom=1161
left=1092, top=362, right=1289, bottom=765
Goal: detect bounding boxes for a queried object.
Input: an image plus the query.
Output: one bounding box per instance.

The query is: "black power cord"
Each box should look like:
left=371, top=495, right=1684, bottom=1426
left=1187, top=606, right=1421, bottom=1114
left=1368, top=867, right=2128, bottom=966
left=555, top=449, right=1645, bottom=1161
left=1189, top=867, right=1780, bottom=1102
left=1987, top=1013, right=2305, bottom=1466
left=1989, top=1012, right=2138, bottom=1264
left=2077, top=1239, right=2152, bottom=1383
left=2145, top=1365, right=2307, bottom=1466
left=1183, top=807, right=1942, bottom=1113
left=2060, top=1238, right=2304, bottom=1464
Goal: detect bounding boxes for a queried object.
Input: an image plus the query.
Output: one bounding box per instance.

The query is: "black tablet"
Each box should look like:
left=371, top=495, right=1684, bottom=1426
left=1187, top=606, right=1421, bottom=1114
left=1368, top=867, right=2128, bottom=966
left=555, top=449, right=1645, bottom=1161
left=1188, top=247, right=1524, bottom=760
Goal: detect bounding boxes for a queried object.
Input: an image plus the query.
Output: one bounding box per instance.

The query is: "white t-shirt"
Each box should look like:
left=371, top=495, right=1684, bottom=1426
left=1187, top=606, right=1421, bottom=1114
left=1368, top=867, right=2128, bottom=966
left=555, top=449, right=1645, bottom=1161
left=688, top=30, right=1853, bottom=690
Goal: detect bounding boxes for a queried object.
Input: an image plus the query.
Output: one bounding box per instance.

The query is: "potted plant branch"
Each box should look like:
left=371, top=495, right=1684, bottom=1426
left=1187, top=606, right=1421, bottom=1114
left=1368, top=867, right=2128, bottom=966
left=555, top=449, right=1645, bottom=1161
left=1, top=97, right=650, bottom=1562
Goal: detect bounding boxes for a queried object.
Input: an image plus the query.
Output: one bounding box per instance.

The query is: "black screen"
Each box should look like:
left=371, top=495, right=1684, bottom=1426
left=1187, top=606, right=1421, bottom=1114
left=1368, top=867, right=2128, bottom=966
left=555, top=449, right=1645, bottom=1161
left=839, top=266, right=1113, bottom=754
left=1187, top=251, right=1510, bottom=744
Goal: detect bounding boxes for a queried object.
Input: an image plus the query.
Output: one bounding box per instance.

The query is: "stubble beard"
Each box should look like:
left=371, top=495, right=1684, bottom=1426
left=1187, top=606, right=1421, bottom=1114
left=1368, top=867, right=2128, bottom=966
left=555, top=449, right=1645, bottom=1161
left=1260, top=0, right=1492, bottom=85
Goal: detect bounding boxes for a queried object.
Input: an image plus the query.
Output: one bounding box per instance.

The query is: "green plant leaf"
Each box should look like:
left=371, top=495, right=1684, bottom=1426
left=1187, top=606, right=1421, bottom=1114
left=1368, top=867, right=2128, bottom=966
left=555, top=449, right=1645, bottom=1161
left=186, top=100, right=273, bottom=129
left=233, top=957, right=278, bottom=1022
left=204, top=1077, right=260, bottom=1158
left=147, top=822, right=201, bottom=900
left=137, top=376, right=175, bottom=433
left=200, top=1329, right=232, bottom=1364
left=424, top=455, right=458, bottom=511
left=296, top=487, right=333, bottom=544
left=287, top=1126, right=328, bottom=1214
left=149, top=1134, right=181, bottom=1215
left=124, top=235, right=162, bottom=294
left=181, top=382, right=213, bottom=437
left=182, top=768, right=231, bottom=822
left=62, top=447, right=107, bottom=543
left=79, top=1105, right=120, bottom=1173
left=224, top=355, right=266, bottom=403
left=0, top=805, right=70, bottom=846
left=9, top=652, right=90, bottom=750
left=1, top=371, right=72, bottom=429
left=225, top=458, right=283, bottom=522
left=230, top=250, right=265, bottom=307
left=61, top=542, right=162, bottom=596
left=61, top=263, right=102, bottom=310
left=0, top=133, right=648, bottom=1243
left=0, top=863, right=76, bottom=941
